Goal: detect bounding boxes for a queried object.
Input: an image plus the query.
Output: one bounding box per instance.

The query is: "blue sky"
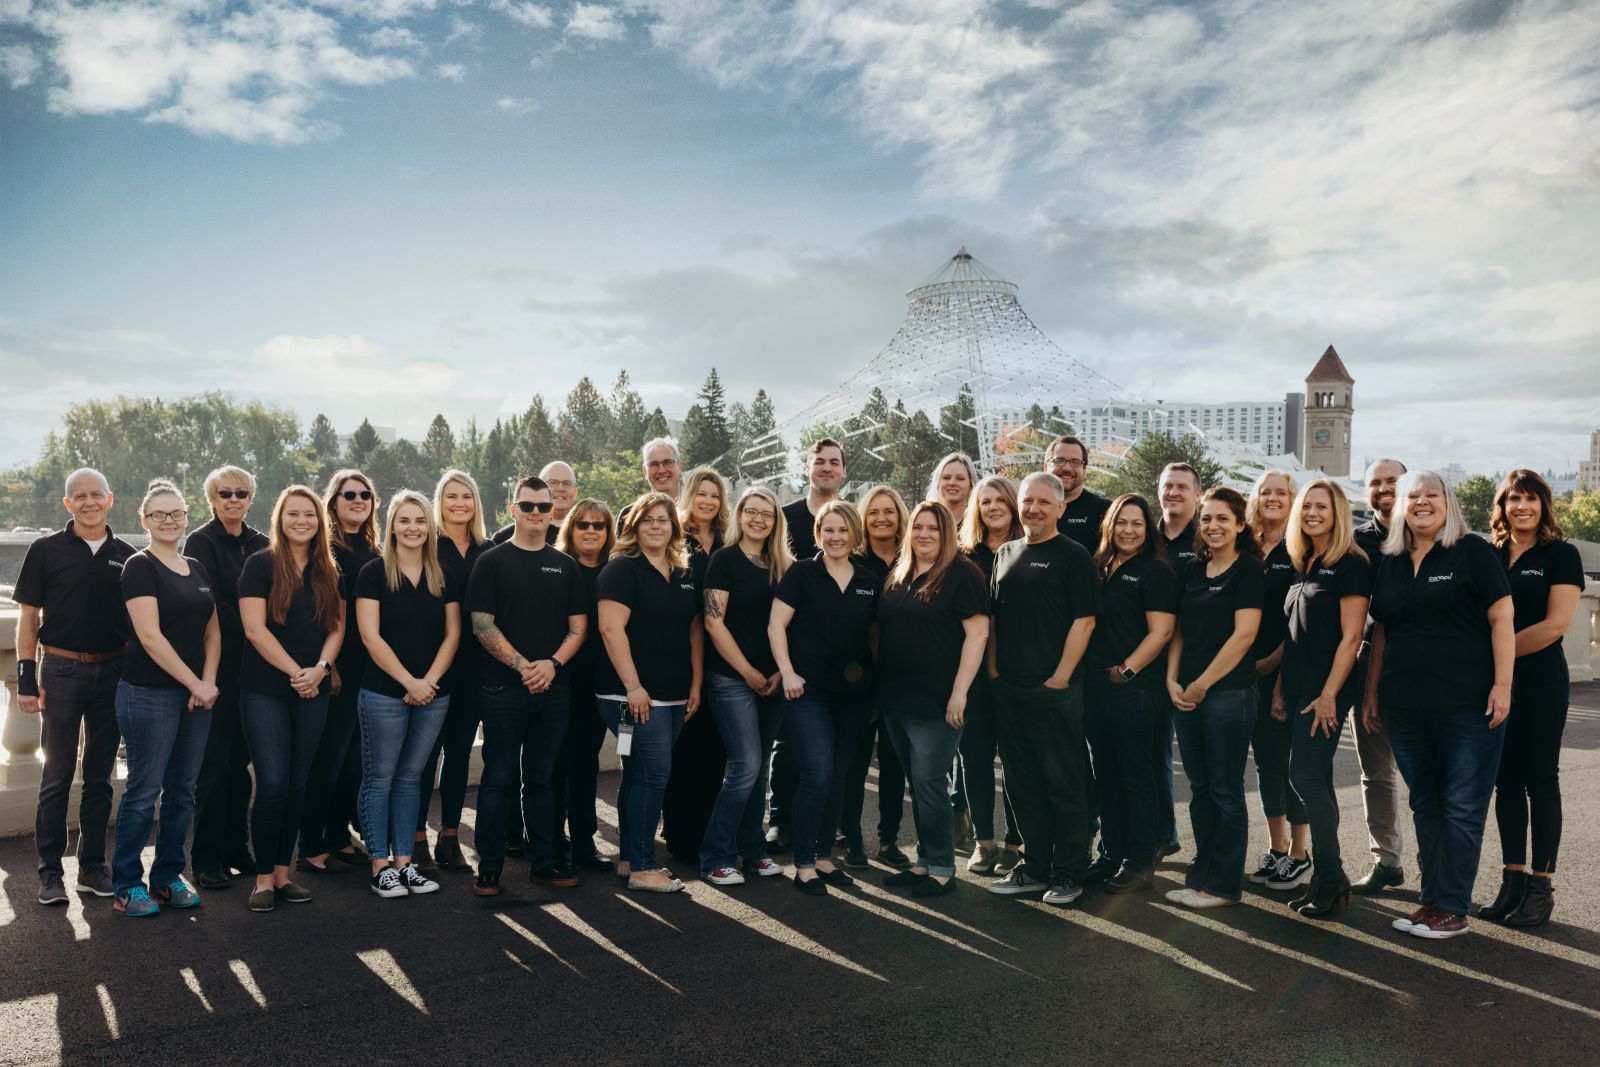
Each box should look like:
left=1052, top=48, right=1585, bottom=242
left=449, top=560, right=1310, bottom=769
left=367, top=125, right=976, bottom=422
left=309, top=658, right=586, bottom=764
left=3, top=0, right=1597, bottom=477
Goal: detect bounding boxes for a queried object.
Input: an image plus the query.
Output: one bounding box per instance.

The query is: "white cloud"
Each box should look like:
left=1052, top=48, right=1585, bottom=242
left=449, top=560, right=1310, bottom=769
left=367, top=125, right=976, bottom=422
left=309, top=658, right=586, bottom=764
left=365, top=25, right=425, bottom=50
left=314, top=0, right=438, bottom=20
left=492, top=1, right=555, bottom=30
left=495, top=94, right=536, bottom=114
left=436, top=61, right=465, bottom=81
left=566, top=2, right=624, bottom=42
left=0, top=44, right=41, bottom=87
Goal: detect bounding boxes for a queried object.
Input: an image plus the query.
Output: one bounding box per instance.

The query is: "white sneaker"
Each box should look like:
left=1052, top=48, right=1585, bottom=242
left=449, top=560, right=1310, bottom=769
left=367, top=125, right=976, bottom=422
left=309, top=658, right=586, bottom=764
left=705, top=866, right=746, bottom=886
left=1042, top=881, right=1083, bottom=907
left=370, top=866, right=407, bottom=899
left=1165, top=888, right=1200, bottom=906
left=987, top=867, right=1048, bottom=895
left=399, top=863, right=439, bottom=895
left=748, top=858, right=785, bottom=878
left=1177, top=889, right=1239, bottom=910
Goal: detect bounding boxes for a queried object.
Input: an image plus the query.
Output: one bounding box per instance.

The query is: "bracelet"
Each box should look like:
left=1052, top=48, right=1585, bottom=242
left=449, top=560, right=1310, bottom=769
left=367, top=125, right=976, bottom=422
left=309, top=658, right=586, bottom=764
left=17, top=659, right=38, bottom=697
left=625, top=684, right=644, bottom=694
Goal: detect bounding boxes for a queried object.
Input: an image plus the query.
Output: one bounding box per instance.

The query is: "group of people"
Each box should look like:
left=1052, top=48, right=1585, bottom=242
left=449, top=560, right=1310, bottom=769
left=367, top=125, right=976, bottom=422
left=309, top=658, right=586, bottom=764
left=13, top=432, right=1584, bottom=941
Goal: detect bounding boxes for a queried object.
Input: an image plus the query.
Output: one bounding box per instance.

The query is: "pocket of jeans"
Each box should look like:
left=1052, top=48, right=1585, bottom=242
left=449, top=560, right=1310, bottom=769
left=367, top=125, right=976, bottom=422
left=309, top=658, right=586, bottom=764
left=41, top=656, right=78, bottom=680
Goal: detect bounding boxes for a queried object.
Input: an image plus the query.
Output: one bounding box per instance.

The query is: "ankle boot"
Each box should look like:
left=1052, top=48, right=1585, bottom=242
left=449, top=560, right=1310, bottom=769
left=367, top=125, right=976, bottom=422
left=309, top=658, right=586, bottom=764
left=434, top=835, right=474, bottom=874
left=412, top=836, right=440, bottom=878
left=1297, top=875, right=1351, bottom=918
left=1477, top=870, right=1528, bottom=922
left=1505, top=876, right=1553, bottom=927
left=1290, top=875, right=1320, bottom=912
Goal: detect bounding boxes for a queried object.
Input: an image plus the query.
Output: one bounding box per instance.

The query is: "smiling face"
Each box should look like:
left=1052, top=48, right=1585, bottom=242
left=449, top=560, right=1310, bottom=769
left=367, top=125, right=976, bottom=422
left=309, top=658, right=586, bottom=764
left=937, top=461, right=972, bottom=507
left=540, top=462, right=577, bottom=518
left=818, top=512, right=853, bottom=560
left=691, top=479, right=723, bottom=524
left=1255, top=474, right=1293, bottom=526
left=335, top=477, right=373, bottom=531
left=1401, top=480, right=1446, bottom=540
left=1299, top=487, right=1334, bottom=543
left=1366, top=460, right=1405, bottom=521
left=280, top=493, right=321, bottom=547
left=808, top=445, right=845, bottom=494
left=1046, top=440, right=1087, bottom=495
left=568, top=507, right=609, bottom=561
left=739, top=496, right=775, bottom=548
left=909, top=509, right=943, bottom=562
left=210, top=476, right=252, bottom=526
left=865, top=493, right=901, bottom=543
left=64, top=470, right=112, bottom=534
left=1110, top=502, right=1147, bottom=558
left=1158, top=467, right=1198, bottom=525
left=636, top=503, right=674, bottom=553
left=440, top=479, right=477, bottom=529
left=514, top=485, right=554, bottom=540
left=978, top=486, right=1013, bottom=536
left=1502, top=486, right=1542, bottom=537
left=1018, top=477, right=1063, bottom=540
left=391, top=501, right=430, bottom=552
left=141, top=490, right=188, bottom=546
left=1198, top=498, right=1242, bottom=555
left=644, top=445, right=681, bottom=495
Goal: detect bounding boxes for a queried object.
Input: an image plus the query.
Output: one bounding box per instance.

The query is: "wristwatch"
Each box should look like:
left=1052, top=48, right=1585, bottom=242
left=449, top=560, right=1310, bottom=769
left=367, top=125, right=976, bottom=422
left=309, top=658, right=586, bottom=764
left=317, top=660, right=333, bottom=673
left=1117, top=664, right=1136, bottom=681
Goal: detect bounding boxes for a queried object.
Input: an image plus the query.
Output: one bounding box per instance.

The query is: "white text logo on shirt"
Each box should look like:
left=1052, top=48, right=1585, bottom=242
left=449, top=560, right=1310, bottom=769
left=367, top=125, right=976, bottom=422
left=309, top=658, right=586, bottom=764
left=1520, top=569, right=1544, bottom=577
left=540, top=566, right=564, bottom=575
left=1427, top=574, right=1453, bottom=583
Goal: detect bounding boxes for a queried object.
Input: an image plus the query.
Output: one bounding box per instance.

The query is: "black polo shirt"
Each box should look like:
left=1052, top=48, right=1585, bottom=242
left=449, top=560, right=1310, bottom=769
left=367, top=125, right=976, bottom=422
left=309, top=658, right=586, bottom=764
left=1254, top=541, right=1296, bottom=660
left=333, top=538, right=378, bottom=680
left=1177, top=555, right=1265, bottom=691
left=1162, top=518, right=1199, bottom=571
left=185, top=518, right=269, bottom=665
left=1499, top=538, right=1585, bottom=697
left=237, top=550, right=334, bottom=701
left=1057, top=488, right=1110, bottom=555
left=438, top=535, right=489, bottom=687
left=853, top=548, right=896, bottom=583
left=1370, top=536, right=1511, bottom=713
left=355, top=559, right=459, bottom=699
left=878, top=558, right=989, bottom=715
left=1354, top=517, right=1389, bottom=644
left=594, top=553, right=700, bottom=701
left=1088, top=552, right=1179, bottom=688
left=966, top=542, right=999, bottom=582
left=783, top=498, right=819, bottom=561
left=466, top=541, right=588, bottom=689
left=774, top=557, right=879, bottom=701
left=490, top=523, right=514, bottom=545
left=566, top=558, right=605, bottom=696
left=120, top=552, right=215, bottom=689
left=686, top=536, right=715, bottom=592
left=1282, top=551, right=1372, bottom=700
left=990, top=533, right=1099, bottom=686
left=704, top=545, right=778, bottom=679
left=14, top=521, right=137, bottom=654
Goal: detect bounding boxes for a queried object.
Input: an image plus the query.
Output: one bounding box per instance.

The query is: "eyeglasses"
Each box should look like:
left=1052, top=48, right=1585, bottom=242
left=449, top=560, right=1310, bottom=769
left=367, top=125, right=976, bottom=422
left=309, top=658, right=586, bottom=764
left=646, top=459, right=678, bottom=471
left=339, top=490, right=374, bottom=501
left=145, top=509, right=188, bottom=523
left=515, top=501, right=554, bottom=514
left=546, top=479, right=576, bottom=490
left=743, top=509, right=776, bottom=522
left=571, top=519, right=607, bottom=531
left=1050, top=458, right=1086, bottom=469
left=216, top=489, right=250, bottom=500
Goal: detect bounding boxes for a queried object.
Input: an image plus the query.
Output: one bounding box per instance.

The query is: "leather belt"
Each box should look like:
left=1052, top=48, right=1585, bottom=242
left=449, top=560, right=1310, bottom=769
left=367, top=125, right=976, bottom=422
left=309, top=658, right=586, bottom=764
left=41, top=644, right=124, bottom=664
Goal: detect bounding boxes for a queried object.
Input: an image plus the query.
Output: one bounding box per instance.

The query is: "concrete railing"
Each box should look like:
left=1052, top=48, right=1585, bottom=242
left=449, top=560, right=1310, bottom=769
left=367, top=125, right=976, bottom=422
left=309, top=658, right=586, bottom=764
left=1570, top=579, right=1600, bottom=683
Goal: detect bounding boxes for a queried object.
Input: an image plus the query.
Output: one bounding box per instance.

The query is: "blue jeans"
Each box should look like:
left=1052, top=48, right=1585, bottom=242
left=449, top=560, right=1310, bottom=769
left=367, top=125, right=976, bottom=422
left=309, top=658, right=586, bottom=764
left=1387, top=705, right=1506, bottom=916
left=240, top=690, right=330, bottom=874
left=1084, top=674, right=1161, bottom=873
left=882, top=706, right=964, bottom=877
left=1154, top=705, right=1178, bottom=849
left=357, top=690, right=449, bottom=862
left=1252, top=670, right=1308, bottom=824
left=1286, top=692, right=1350, bottom=882
left=111, top=681, right=212, bottom=893
left=478, top=683, right=570, bottom=873
left=1172, top=685, right=1255, bottom=900
left=597, top=696, right=684, bottom=871
left=700, top=673, right=784, bottom=873
left=785, top=693, right=869, bottom=869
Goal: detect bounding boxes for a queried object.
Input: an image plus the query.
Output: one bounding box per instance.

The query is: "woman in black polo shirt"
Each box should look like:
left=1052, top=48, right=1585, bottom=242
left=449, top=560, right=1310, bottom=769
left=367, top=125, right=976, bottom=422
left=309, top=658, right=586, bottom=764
left=770, top=500, right=879, bottom=895
left=554, top=499, right=616, bottom=870
left=700, top=486, right=793, bottom=885
left=355, top=491, right=460, bottom=899
left=877, top=502, right=989, bottom=898
left=1478, top=470, right=1583, bottom=927
left=957, top=475, right=1025, bottom=874
left=110, top=479, right=221, bottom=917
left=239, top=486, right=345, bottom=912
left=1164, top=486, right=1263, bottom=910
left=926, top=451, right=978, bottom=528
left=1366, top=470, right=1513, bottom=940
left=1275, top=479, right=1371, bottom=917
left=1084, top=493, right=1176, bottom=893
left=596, top=492, right=704, bottom=893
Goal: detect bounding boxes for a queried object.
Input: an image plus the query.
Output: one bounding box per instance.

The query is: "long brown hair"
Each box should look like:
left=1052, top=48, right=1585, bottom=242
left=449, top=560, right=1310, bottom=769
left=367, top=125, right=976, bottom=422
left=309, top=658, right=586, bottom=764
left=1093, top=493, right=1168, bottom=578
left=614, top=492, right=689, bottom=571
left=1196, top=487, right=1263, bottom=562
left=266, top=486, right=341, bottom=630
left=890, top=500, right=960, bottom=603
left=557, top=498, right=616, bottom=562
left=1490, top=469, right=1564, bottom=547
left=324, top=468, right=380, bottom=554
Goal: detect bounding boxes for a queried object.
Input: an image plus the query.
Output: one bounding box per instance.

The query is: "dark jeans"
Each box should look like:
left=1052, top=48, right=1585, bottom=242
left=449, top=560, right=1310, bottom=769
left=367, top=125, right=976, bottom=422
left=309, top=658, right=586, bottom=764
left=1154, top=704, right=1178, bottom=849
left=663, top=694, right=725, bottom=863
left=477, top=683, right=570, bottom=873
left=994, top=676, right=1090, bottom=885
left=840, top=719, right=906, bottom=847
left=597, top=697, right=684, bottom=871
left=701, top=673, right=784, bottom=872
left=1495, top=681, right=1567, bottom=871
left=1387, top=705, right=1506, bottom=916
left=882, top=707, right=964, bottom=876
left=417, top=680, right=480, bottom=834
left=1173, top=685, right=1254, bottom=900
left=1084, top=674, right=1161, bottom=872
left=191, top=671, right=254, bottom=872
left=958, top=675, right=1020, bottom=845
left=554, top=686, right=607, bottom=856
left=769, top=732, right=797, bottom=831
left=785, top=693, right=869, bottom=868
left=357, top=690, right=448, bottom=861
left=1286, top=692, right=1350, bottom=882
left=240, top=690, right=329, bottom=874
left=1252, top=670, right=1307, bottom=824
left=298, top=682, right=359, bottom=858
left=111, top=682, right=211, bottom=893
left=35, top=655, right=121, bottom=877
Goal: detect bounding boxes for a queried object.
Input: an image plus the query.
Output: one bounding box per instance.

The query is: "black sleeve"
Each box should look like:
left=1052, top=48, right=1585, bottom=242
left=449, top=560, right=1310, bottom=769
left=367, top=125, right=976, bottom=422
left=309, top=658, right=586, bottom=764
left=120, top=553, right=159, bottom=602
left=1143, top=561, right=1180, bottom=614
left=1550, top=541, right=1586, bottom=590
left=1067, top=545, right=1100, bottom=619
left=1466, top=536, right=1512, bottom=609
left=704, top=548, right=735, bottom=593
left=354, top=559, right=387, bottom=601
left=1368, top=556, right=1393, bottom=625
left=597, top=558, right=639, bottom=609
left=951, top=558, right=989, bottom=618
left=1233, top=558, right=1266, bottom=612
left=1338, top=554, right=1373, bottom=599
left=464, top=550, right=499, bottom=618
left=237, top=551, right=272, bottom=600
left=13, top=540, right=48, bottom=607
left=774, top=562, right=807, bottom=609
left=565, top=565, right=588, bottom=617
left=441, top=568, right=461, bottom=605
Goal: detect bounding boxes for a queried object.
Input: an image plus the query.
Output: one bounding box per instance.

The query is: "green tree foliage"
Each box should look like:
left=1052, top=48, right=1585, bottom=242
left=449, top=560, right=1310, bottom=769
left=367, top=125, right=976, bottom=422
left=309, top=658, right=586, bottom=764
left=644, top=407, right=671, bottom=443
left=345, top=419, right=383, bottom=469
left=682, top=368, right=733, bottom=471
left=1556, top=490, right=1600, bottom=542
left=421, top=414, right=455, bottom=475
left=305, top=413, right=341, bottom=483
left=559, top=377, right=611, bottom=464
left=577, top=454, right=649, bottom=512
left=1101, top=430, right=1225, bottom=501
left=514, top=396, right=558, bottom=477
left=1454, top=473, right=1496, bottom=532
left=608, top=371, right=649, bottom=456
left=938, top=384, right=979, bottom=460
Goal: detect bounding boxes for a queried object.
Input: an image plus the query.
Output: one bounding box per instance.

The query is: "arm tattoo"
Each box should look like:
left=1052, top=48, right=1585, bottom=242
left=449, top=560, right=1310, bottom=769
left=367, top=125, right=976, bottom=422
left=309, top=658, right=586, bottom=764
left=704, top=589, right=726, bottom=621
left=472, top=611, right=525, bottom=671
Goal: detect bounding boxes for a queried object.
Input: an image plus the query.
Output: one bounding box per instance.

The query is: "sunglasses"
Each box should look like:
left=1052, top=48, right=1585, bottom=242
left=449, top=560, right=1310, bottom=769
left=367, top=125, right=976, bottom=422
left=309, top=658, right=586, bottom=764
left=515, top=501, right=555, bottom=514
left=339, top=490, right=375, bottom=501
left=216, top=489, right=251, bottom=501
left=571, top=519, right=607, bottom=531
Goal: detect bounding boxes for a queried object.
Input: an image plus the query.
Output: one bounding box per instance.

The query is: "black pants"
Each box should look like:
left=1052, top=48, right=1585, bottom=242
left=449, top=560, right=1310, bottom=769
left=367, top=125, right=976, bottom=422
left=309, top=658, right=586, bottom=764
left=994, top=676, right=1089, bottom=884
left=1286, top=691, right=1350, bottom=882
left=956, top=676, right=1020, bottom=845
left=417, top=679, right=481, bottom=834
left=35, top=656, right=121, bottom=876
left=477, top=683, right=570, bottom=872
left=1252, top=669, right=1307, bottom=824
left=768, top=732, right=797, bottom=831
left=554, top=687, right=607, bottom=855
left=1084, top=673, right=1161, bottom=872
left=191, top=672, right=254, bottom=871
left=662, top=701, right=726, bottom=863
left=298, top=680, right=360, bottom=857
left=1495, top=680, right=1568, bottom=872
left=839, top=718, right=906, bottom=847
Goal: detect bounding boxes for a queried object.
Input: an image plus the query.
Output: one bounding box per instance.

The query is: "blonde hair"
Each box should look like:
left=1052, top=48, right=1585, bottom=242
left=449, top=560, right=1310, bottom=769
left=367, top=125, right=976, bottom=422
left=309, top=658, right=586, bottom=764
left=140, top=478, right=183, bottom=513
left=959, top=475, right=1021, bottom=553
left=814, top=499, right=865, bottom=555
left=1246, top=469, right=1298, bottom=540
left=433, top=468, right=488, bottom=546
left=203, top=465, right=256, bottom=513
left=858, top=484, right=909, bottom=554
left=677, top=466, right=731, bottom=550
left=890, top=501, right=960, bottom=603
left=732, top=486, right=793, bottom=585
left=381, top=491, right=445, bottom=596
left=614, top=492, right=689, bottom=571
left=1382, top=470, right=1470, bottom=556
left=925, top=451, right=979, bottom=512
left=1286, top=479, right=1364, bottom=570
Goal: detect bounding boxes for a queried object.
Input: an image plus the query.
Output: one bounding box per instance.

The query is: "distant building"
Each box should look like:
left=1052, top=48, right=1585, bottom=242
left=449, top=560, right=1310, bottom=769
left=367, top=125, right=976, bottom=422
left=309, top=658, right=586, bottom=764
left=1301, top=345, right=1354, bottom=477
left=1065, top=399, right=1288, bottom=453
left=1579, top=430, right=1600, bottom=492
left=1437, top=462, right=1471, bottom=489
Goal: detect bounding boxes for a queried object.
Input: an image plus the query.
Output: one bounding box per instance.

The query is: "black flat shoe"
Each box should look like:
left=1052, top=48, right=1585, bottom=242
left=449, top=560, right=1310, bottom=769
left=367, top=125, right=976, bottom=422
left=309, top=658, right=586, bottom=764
left=883, top=869, right=929, bottom=888
left=793, top=872, right=827, bottom=896
left=1105, top=866, right=1151, bottom=894
left=819, top=868, right=854, bottom=888
left=574, top=850, right=616, bottom=872
left=196, top=869, right=232, bottom=890
left=912, top=876, right=956, bottom=899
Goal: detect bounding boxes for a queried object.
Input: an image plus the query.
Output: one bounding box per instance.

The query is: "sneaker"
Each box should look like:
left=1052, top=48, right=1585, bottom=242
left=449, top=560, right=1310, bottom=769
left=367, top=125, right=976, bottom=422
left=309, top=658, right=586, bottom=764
left=1043, top=880, right=1084, bottom=907
left=531, top=863, right=580, bottom=888
left=38, top=872, right=69, bottom=906
left=1083, top=856, right=1119, bottom=885
left=876, top=844, right=913, bottom=869
left=152, top=879, right=202, bottom=909
left=748, top=857, right=785, bottom=878
left=1265, top=854, right=1313, bottom=890
left=113, top=886, right=160, bottom=917
left=705, top=866, right=746, bottom=886
left=399, top=863, right=439, bottom=895
left=993, top=848, right=1025, bottom=875
left=967, top=844, right=1001, bottom=875
left=76, top=865, right=114, bottom=898
left=371, top=866, right=408, bottom=899
left=1409, top=910, right=1470, bottom=939
left=842, top=844, right=869, bottom=869
left=1393, top=904, right=1434, bottom=932
left=987, top=867, right=1049, bottom=896
left=473, top=870, right=502, bottom=897
left=1248, top=849, right=1286, bottom=885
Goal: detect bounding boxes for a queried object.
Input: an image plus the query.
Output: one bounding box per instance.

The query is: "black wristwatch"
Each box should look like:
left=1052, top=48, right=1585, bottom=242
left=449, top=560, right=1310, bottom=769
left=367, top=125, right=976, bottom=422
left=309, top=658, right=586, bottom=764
left=1118, top=664, right=1137, bottom=681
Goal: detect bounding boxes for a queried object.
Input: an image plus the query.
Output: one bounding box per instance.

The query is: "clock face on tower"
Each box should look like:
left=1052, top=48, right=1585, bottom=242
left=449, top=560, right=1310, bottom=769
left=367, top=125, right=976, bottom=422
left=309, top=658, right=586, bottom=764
left=1315, top=428, right=1332, bottom=445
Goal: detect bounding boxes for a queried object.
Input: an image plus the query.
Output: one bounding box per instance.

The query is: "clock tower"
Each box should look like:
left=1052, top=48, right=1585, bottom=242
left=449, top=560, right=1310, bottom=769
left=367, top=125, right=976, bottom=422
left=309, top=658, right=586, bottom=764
left=1303, top=345, right=1353, bottom=477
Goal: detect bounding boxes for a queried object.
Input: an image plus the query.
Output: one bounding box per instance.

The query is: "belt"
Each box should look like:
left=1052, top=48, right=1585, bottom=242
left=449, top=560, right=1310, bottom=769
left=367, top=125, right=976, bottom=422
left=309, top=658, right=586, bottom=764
left=41, top=644, right=123, bottom=664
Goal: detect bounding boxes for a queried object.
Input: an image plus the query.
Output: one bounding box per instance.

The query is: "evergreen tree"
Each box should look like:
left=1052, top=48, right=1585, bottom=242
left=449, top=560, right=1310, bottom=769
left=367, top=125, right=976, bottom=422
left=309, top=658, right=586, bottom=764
left=608, top=370, right=649, bottom=456
left=1102, top=431, right=1223, bottom=500
left=644, top=406, right=671, bottom=442
left=559, top=376, right=611, bottom=464
left=422, top=414, right=454, bottom=477
left=939, top=383, right=980, bottom=459
left=345, top=419, right=383, bottom=469
left=691, top=368, right=733, bottom=467
left=515, top=395, right=558, bottom=477
left=481, top=419, right=517, bottom=522
left=680, top=403, right=713, bottom=468
left=453, top=418, right=485, bottom=479
left=306, top=413, right=341, bottom=482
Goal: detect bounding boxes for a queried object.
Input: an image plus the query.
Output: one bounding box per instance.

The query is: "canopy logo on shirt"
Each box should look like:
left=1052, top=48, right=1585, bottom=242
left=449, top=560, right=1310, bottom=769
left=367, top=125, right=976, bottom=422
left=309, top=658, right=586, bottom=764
left=1271, top=562, right=1293, bottom=571
left=198, top=586, right=212, bottom=594
left=1029, top=562, right=1051, bottom=569
left=106, top=560, right=124, bottom=571
left=679, top=582, right=696, bottom=591
left=854, top=587, right=876, bottom=597
left=1209, top=585, right=1225, bottom=592
left=540, top=566, right=565, bottom=575
left=1427, top=573, right=1453, bottom=583
left=1065, top=516, right=1088, bottom=525
left=1520, top=568, right=1544, bottom=577
left=1119, top=573, right=1140, bottom=583
left=1316, top=568, right=1337, bottom=577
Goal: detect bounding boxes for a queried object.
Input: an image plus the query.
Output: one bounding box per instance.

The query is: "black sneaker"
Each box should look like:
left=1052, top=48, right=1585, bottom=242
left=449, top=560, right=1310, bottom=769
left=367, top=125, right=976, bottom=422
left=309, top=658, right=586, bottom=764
left=371, top=866, right=407, bottom=899
left=531, top=863, right=580, bottom=888
left=473, top=870, right=502, bottom=896
left=876, top=844, right=912, bottom=869
left=399, top=863, right=440, bottom=895
left=1083, top=857, right=1119, bottom=885
left=1265, top=854, right=1313, bottom=890
left=842, top=844, right=869, bottom=869
left=1248, top=849, right=1287, bottom=885
left=38, top=872, right=68, bottom=906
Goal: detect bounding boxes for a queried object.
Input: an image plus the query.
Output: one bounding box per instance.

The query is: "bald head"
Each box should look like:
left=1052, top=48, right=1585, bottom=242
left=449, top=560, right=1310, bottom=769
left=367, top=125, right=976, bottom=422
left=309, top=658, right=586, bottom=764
left=540, top=460, right=578, bottom=520
left=62, top=467, right=112, bottom=536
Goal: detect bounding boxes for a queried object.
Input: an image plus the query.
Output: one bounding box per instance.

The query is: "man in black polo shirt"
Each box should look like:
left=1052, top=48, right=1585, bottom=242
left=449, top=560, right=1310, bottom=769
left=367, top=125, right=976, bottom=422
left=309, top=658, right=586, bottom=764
left=467, top=476, right=590, bottom=896
left=1048, top=435, right=1109, bottom=554
left=985, top=471, right=1098, bottom=907
left=14, top=468, right=136, bottom=905
left=1152, top=460, right=1201, bottom=856
left=491, top=460, right=580, bottom=544
left=1348, top=456, right=1409, bottom=893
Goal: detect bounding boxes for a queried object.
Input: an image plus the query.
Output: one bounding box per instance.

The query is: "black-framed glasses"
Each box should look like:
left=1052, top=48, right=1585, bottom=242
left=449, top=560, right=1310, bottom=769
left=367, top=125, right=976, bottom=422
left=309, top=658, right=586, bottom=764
left=515, top=500, right=554, bottom=514
left=1050, top=458, right=1086, bottom=469
left=145, top=509, right=188, bottom=523
left=545, top=479, right=576, bottom=490
left=571, top=519, right=607, bottom=531
left=339, top=490, right=374, bottom=501
left=216, top=488, right=250, bottom=500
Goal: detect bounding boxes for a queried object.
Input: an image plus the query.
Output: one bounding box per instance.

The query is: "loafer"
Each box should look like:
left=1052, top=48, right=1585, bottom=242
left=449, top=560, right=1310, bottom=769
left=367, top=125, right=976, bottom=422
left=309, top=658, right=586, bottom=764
left=333, top=846, right=370, bottom=867
left=273, top=882, right=312, bottom=903
left=76, top=866, right=114, bottom=898
left=531, top=863, right=580, bottom=888
left=818, top=867, right=854, bottom=888
left=248, top=888, right=276, bottom=912
left=293, top=855, right=350, bottom=874
left=1354, top=862, right=1406, bottom=894
left=1105, top=867, right=1152, bottom=894
left=842, top=844, right=870, bottom=870
left=883, top=869, right=929, bottom=888
left=875, top=844, right=912, bottom=869
left=792, top=872, right=827, bottom=896
left=628, top=874, right=685, bottom=894
left=912, top=876, right=957, bottom=899
left=195, top=869, right=233, bottom=890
